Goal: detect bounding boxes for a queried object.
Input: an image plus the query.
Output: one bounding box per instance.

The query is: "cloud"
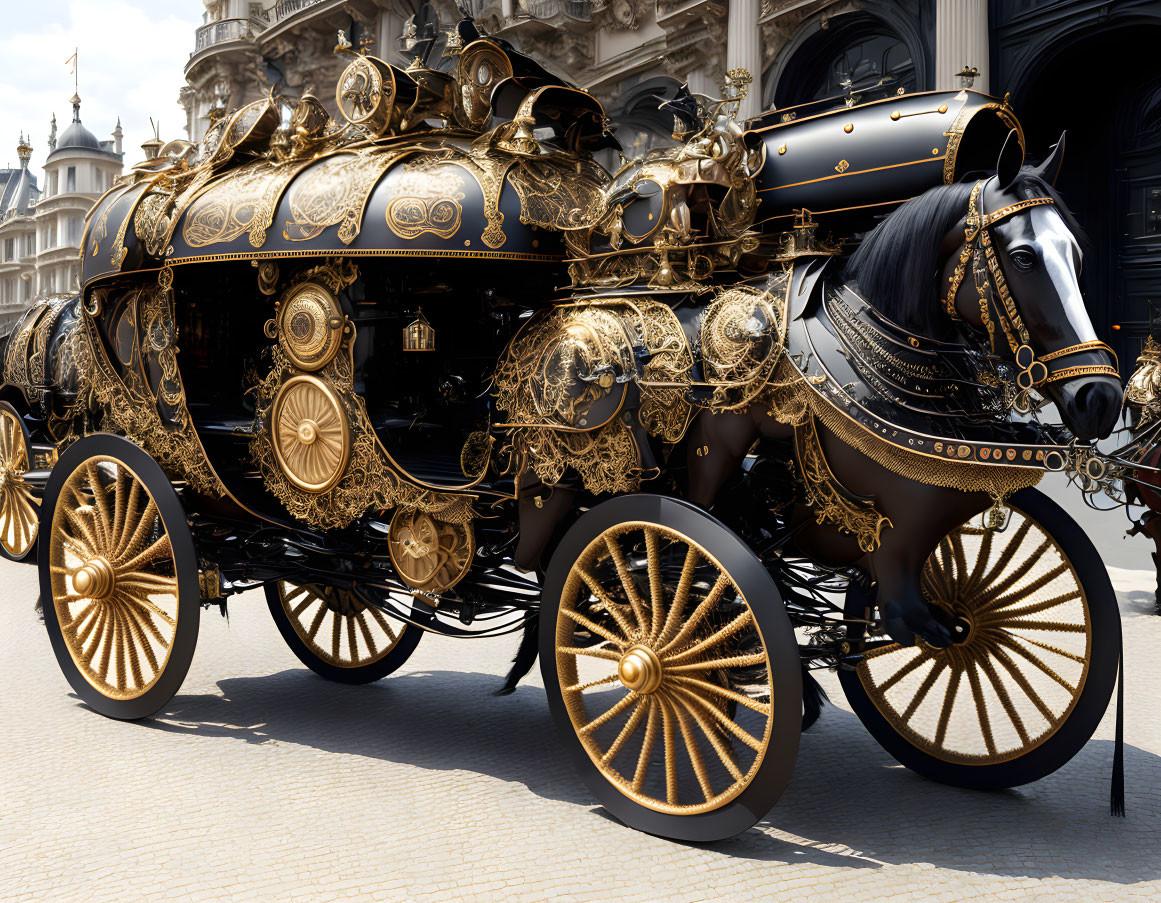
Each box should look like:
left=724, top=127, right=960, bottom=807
left=0, top=0, right=205, bottom=175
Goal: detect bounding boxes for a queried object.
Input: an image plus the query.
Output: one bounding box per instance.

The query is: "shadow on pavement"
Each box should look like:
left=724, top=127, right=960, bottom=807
left=124, top=667, right=1161, bottom=882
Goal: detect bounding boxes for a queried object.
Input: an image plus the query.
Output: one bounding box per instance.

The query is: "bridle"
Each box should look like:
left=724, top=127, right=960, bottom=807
left=943, top=178, right=1119, bottom=402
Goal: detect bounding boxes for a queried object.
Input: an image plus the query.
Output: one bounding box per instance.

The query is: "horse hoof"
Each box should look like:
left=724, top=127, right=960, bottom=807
left=883, top=609, right=953, bottom=649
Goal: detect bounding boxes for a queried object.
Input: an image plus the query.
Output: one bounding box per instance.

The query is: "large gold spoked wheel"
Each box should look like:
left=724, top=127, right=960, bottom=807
left=265, top=581, right=422, bottom=684
left=39, top=434, right=200, bottom=720
left=839, top=487, right=1119, bottom=788
left=541, top=495, right=801, bottom=841
left=0, top=401, right=38, bottom=560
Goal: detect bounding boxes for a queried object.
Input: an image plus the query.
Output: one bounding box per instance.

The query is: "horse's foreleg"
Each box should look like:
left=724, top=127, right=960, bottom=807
left=686, top=410, right=760, bottom=508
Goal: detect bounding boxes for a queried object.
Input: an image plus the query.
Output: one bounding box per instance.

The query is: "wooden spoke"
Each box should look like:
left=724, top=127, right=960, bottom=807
left=631, top=701, right=660, bottom=793
left=658, top=573, right=732, bottom=655
left=655, top=545, right=700, bottom=646
left=671, top=697, right=714, bottom=802
left=605, top=534, right=649, bottom=632
left=859, top=505, right=1091, bottom=765
left=644, top=528, right=665, bottom=642
left=668, top=675, right=771, bottom=716
left=665, top=610, right=753, bottom=664
left=579, top=691, right=637, bottom=735
left=577, top=567, right=638, bottom=641
left=565, top=673, right=621, bottom=694
left=557, top=645, right=622, bottom=663
left=559, top=603, right=627, bottom=647
left=602, top=696, right=649, bottom=764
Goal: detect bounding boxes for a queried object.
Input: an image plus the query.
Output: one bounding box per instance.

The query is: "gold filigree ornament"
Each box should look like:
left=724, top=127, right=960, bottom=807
left=386, top=164, right=465, bottom=240
left=387, top=508, right=475, bottom=593
left=1126, top=336, right=1161, bottom=427
left=251, top=345, right=475, bottom=531
left=65, top=281, right=224, bottom=497
left=336, top=54, right=396, bottom=136
left=699, top=278, right=790, bottom=412
left=456, top=41, right=513, bottom=130
left=270, top=375, right=351, bottom=493
left=275, top=281, right=345, bottom=371
left=794, top=416, right=891, bottom=553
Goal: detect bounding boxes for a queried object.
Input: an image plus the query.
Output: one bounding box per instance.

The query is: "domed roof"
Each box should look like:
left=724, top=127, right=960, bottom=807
left=56, top=119, right=101, bottom=152
left=47, top=93, right=119, bottom=160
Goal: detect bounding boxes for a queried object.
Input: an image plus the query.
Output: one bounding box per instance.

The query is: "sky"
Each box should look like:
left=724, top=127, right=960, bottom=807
left=0, top=0, right=207, bottom=176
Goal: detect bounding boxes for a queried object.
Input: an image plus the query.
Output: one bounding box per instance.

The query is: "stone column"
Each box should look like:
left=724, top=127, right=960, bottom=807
left=727, top=0, right=761, bottom=119
left=936, top=0, right=989, bottom=94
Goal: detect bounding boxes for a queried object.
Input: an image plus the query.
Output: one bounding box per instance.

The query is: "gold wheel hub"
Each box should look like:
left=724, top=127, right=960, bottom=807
left=297, top=419, right=318, bottom=444
left=618, top=644, right=663, bottom=694
left=74, top=556, right=116, bottom=600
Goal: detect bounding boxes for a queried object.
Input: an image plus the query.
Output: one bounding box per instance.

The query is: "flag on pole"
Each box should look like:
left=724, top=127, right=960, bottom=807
left=65, top=50, right=77, bottom=76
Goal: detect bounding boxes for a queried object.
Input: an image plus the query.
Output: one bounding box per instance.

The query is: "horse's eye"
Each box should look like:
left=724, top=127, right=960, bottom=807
left=1009, top=249, right=1036, bottom=271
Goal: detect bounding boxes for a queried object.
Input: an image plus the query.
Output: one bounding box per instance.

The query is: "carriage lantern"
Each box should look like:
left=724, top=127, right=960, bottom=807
left=403, top=308, right=436, bottom=351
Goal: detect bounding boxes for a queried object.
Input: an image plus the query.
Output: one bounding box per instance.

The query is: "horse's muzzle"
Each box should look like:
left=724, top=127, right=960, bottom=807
left=1053, top=374, right=1123, bottom=441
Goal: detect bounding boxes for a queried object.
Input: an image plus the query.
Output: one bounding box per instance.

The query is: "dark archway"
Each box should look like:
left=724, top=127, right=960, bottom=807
left=1013, top=24, right=1161, bottom=374
left=763, top=4, right=931, bottom=111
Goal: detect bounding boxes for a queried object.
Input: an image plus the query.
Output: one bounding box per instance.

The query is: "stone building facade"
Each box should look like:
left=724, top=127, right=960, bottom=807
left=0, top=95, right=123, bottom=332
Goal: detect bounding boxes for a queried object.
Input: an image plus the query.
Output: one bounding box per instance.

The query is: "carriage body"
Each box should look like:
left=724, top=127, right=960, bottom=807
left=0, top=33, right=1124, bottom=841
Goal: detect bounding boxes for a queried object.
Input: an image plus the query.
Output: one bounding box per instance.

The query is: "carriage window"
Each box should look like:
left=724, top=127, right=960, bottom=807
left=1145, top=185, right=1161, bottom=236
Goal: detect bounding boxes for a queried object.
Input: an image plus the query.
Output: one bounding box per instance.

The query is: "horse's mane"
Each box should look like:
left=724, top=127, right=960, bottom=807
left=844, top=170, right=1084, bottom=335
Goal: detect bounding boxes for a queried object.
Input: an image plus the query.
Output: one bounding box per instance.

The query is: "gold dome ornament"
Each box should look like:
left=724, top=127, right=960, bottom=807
left=270, top=375, right=351, bottom=492
left=403, top=308, right=436, bottom=351
left=276, top=281, right=345, bottom=371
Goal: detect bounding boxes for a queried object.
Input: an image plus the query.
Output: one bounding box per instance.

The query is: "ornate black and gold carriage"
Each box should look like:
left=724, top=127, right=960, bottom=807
left=0, top=21, right=1124, bottom=840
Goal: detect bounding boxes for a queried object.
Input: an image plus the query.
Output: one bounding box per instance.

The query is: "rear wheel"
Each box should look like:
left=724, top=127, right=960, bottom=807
left=541, top=494, right=801, bottom=841
left=39, top=434, right=200, bottom=720
left=839, top=487, right=1119, bottom=789
left=265, top=581, right=422, bottom=684
left=0, top=401, right=38, bottom=561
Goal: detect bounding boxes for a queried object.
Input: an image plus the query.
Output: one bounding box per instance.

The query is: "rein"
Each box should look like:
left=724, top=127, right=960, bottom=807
left=942, top=179, right=1119, bottom=400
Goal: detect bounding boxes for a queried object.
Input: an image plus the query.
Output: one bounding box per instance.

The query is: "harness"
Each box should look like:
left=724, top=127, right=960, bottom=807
left=942, top=179, right=1119, bottom=406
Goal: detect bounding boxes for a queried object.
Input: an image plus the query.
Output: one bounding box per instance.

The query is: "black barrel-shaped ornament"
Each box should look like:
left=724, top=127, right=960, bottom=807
left=746, top=90, right=1023, bottom=231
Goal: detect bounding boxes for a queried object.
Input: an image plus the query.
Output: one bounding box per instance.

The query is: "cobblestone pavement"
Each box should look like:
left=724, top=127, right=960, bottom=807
left=4, top=496, right=1161, bottom=901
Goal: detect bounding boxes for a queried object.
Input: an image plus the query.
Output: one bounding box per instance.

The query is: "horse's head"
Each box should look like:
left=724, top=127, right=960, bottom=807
left=941, top=133, right=1121, bottom=440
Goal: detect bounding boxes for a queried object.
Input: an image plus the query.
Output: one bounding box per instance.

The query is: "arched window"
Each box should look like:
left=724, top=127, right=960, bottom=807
left=767, top=13, right=917, bottom=111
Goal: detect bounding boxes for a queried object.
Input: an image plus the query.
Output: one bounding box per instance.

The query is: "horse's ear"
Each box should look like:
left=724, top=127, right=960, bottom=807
left=1033, top=131, right=1067, bottom=187
left=995, top=129, right=1022, bottom=190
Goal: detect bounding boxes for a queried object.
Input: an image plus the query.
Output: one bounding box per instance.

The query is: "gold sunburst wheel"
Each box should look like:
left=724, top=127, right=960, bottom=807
left=552, top=519, right=779, bottom=817
left=0, top=402, right=38, bottom=559
left=841, top=489, right=1121, bottom=786
left=270, top=375, right=351, bottom=493
left=40, top=437, right=200, bottom=720
left=266, top=581, right=422, bottom=684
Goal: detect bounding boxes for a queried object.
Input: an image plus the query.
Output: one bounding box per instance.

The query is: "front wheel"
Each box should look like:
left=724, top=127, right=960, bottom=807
left=839, top=487, right=1119, bottom=789
left=541, top=494, right=802, bottom=842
